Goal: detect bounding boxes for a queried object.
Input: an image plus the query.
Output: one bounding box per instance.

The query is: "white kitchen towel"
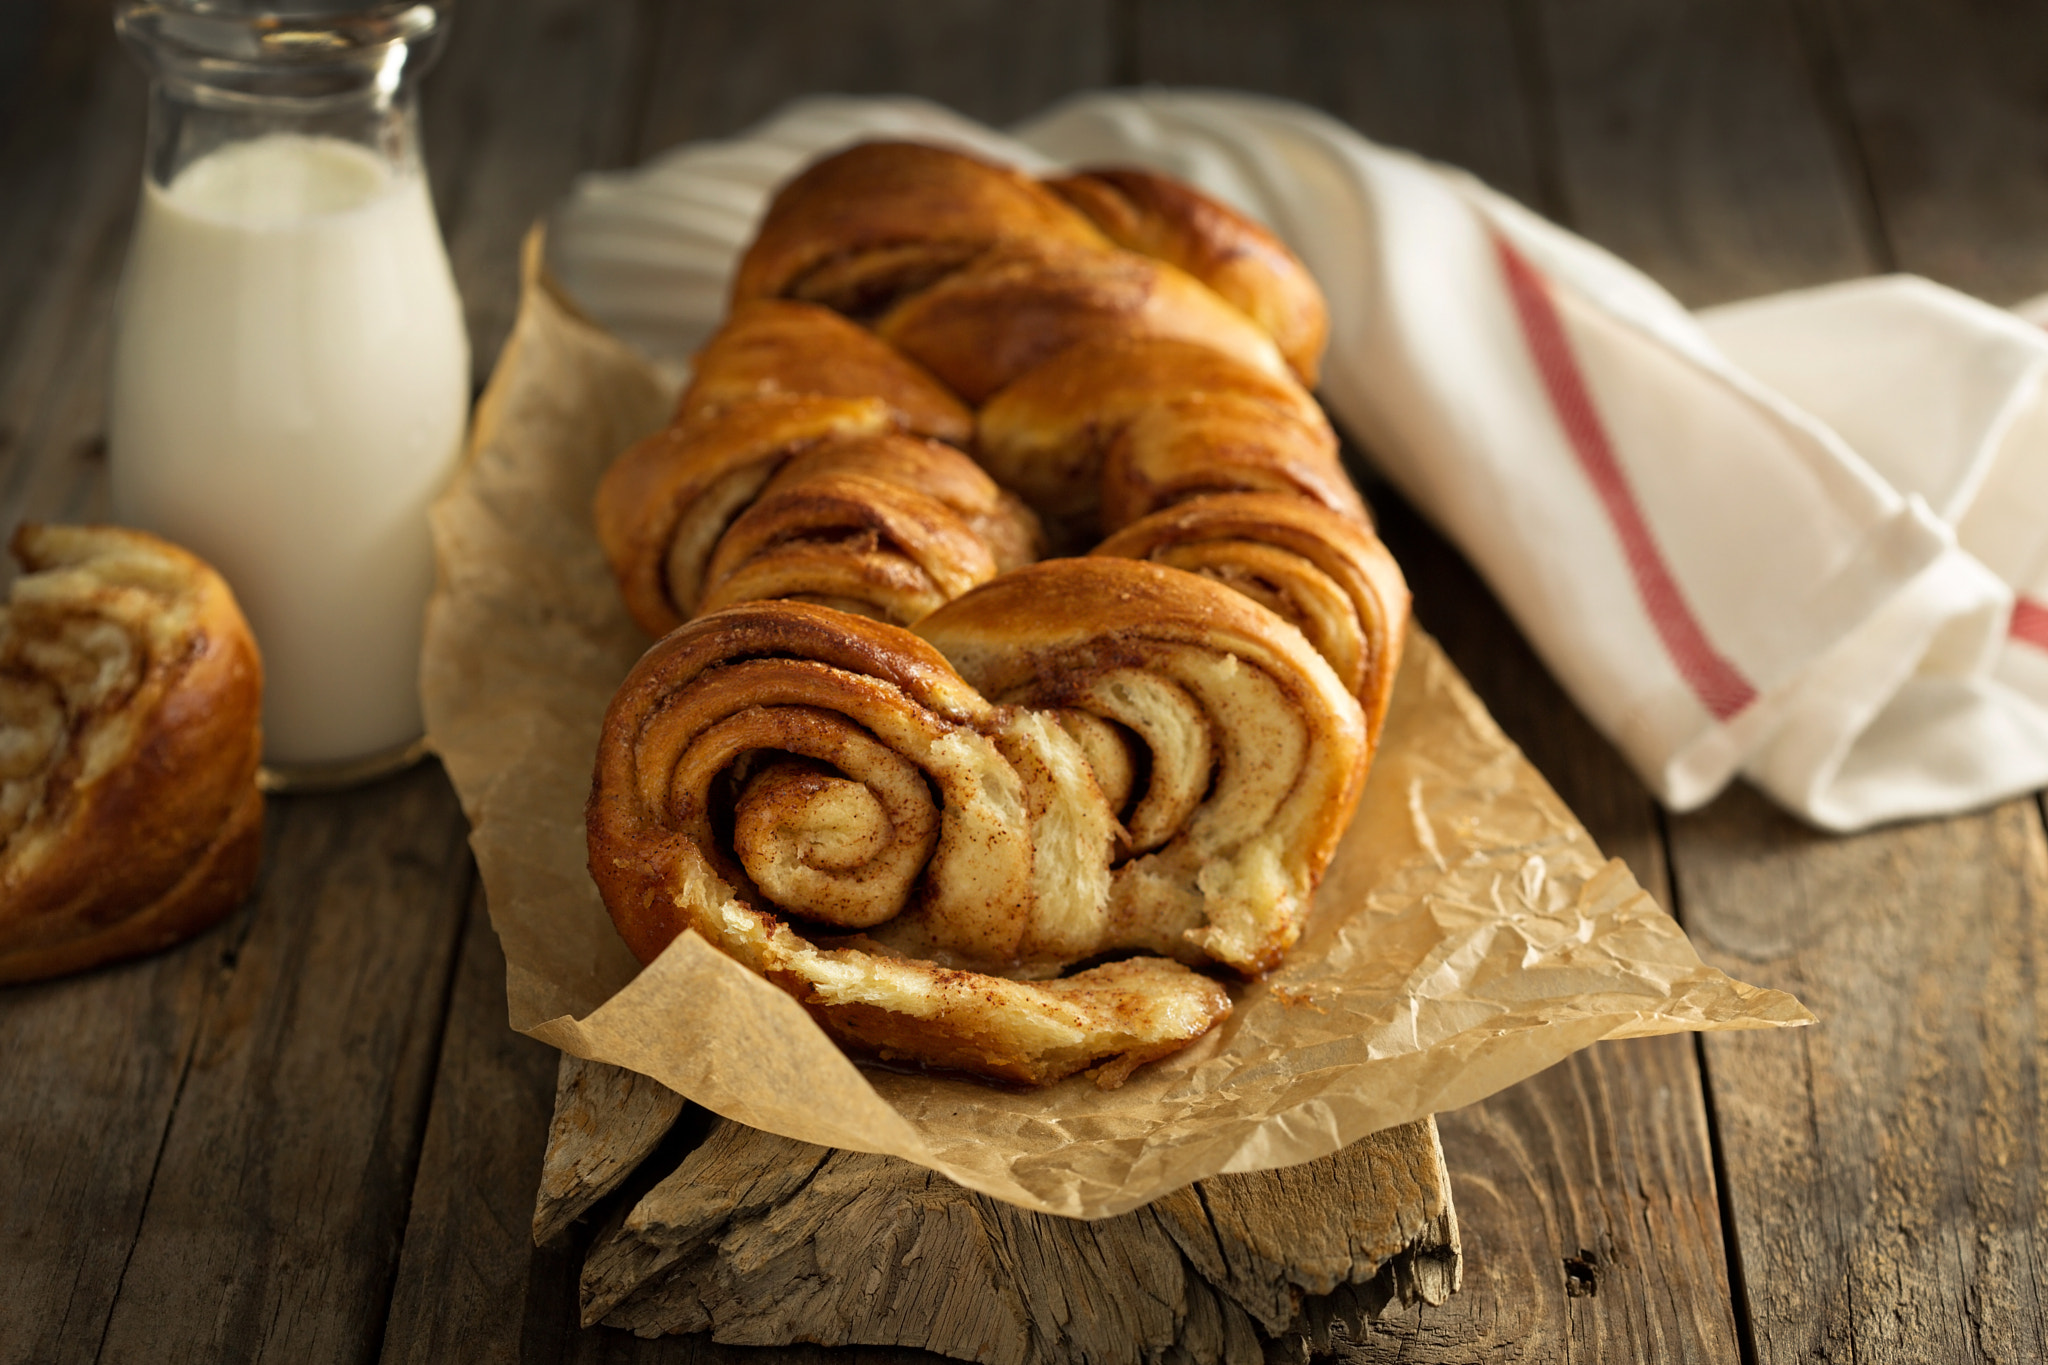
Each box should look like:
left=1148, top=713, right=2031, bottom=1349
left=549, top=90, right=2048, bottom=832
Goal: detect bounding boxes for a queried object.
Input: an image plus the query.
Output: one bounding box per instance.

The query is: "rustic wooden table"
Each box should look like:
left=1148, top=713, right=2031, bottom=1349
left=4, top=2, right=2045, bottom=1361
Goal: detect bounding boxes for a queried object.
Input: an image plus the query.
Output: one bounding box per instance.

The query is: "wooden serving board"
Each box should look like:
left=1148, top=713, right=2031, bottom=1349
left=535, top=1054, right=1461, bottom=1364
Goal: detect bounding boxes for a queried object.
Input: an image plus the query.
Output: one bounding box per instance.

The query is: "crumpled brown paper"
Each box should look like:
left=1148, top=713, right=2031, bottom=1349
left=421, top=237, right=1812, bottom=1221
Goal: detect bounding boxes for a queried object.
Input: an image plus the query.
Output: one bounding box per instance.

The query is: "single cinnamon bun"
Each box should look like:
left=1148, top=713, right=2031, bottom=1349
left=0, top=524, right=263, bottom=984
left=731, top=143, right=1320, bottom=387
left=596, top=394, right=897, bottom=635
left=585, top=598, right=1231, bottom=1086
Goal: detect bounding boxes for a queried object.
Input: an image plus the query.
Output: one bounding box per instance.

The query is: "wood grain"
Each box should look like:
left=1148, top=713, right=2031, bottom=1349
left=0, top=893, right=254, bottom=1365
left=1531, top=0, right=1878, bottom=306
left=0, top=4, right=136, bottom=539
left=1803, top=0, right=2048, bottom=305
left=87, top=768, right=474, bottom=1364
left=534, top=1053, right=687, bottom=1247
left=1678, top=790, right=2048, bottom=1365
left=2, top=770, right=473, bottom=1365
left=423, top=0, right=651, bottom=388
left=1131, top=0, right=1553, bottom=210
left=579, top=1112, right=1454, bottom=1365
left=629, top=0, right=1115, bottom=163
left=379, top=886, right=574, bottom=1365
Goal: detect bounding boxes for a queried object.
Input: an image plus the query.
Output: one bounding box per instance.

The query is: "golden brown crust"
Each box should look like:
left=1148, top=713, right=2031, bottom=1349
left=0, top=524, right=264, bottom=984
left=593, top=394, right=897, bottom=635
left=877, top=246, right=1287, bottom=405
left=731, top=141, right=1110, bottom=311
left=755, top=434, right=1044, bottom=575
left=696, top=432, right=1043, bottom=627
left=700, top=473, right=991, bottom=626
left=1048, top=168, right=1330, bottom=386
left=1093, top=493, right=1411, bottom=745
left=678, top=299, right=974, bottom=444
left=976, top=336, right=1361, bottom=532
left=597, top=396, right=1042, bottom=634
left=805, top=956, right=1231, bottom=1088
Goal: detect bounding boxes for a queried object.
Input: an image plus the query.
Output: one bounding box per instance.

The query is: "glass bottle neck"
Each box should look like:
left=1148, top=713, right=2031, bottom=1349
left=116, top=1, right=448, bottom=189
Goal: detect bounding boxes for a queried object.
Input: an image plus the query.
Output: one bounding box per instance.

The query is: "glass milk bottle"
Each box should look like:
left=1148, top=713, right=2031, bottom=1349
left=109, top=1, right=468, bottom=788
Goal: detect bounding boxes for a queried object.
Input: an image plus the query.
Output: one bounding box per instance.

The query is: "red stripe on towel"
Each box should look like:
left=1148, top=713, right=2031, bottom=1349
left=2012, top=596, right=2048, bottom=652
left=1493, top=232, right=1759, bottom=722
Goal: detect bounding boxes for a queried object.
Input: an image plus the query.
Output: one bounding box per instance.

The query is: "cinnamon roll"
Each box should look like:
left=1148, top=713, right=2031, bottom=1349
left=0, top=524, right=263, bottom=984
left=695, top=434, right=1042, bottom=626
left=585, top=598, right=1231, bottom=1086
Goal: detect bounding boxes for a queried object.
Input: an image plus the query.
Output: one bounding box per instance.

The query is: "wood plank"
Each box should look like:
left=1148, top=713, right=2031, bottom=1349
left=1131, top=0, right=1554, bottom=210
left=0, top=3, right=139, bottom=535
left=2, top=773, right=473, bottom=1365
left=0, top=0, right=127, bottom=386
left=422, top=0, right=651, bottom=389
left=1534, top=0, right=1878, bottom=305
left=629, top=0, right=1116, bottom=162
left=534, top=1053, right=688, bottom=1248
left=1675, top=790, right=2048, bottom=1365
left=1802, top=0, right=2048, bottom=304
left=1131, top=5, right=1742, bottom=1360
left=0, top=881, right=258, bottom=1365
left=84, top=766, right=474, bottom=1363
left=573, top=1111, right=1452, bottom=1364
left=379, top=886, right=570, bottom=1365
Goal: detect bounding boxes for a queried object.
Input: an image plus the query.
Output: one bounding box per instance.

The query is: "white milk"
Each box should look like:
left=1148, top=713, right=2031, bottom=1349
left=109, top=134, right=469, bottom=771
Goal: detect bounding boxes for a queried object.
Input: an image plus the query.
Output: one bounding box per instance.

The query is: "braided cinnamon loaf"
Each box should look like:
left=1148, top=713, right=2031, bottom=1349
left=589, top=141, right=1409, bottom=1086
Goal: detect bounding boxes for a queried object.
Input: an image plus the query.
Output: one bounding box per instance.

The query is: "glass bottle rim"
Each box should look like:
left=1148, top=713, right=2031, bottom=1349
left=116, top=1, right=449, bottom=109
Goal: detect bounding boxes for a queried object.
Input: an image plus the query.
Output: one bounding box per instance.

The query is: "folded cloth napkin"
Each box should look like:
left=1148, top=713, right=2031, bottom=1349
left=551, top=91, right=2048, bottom=832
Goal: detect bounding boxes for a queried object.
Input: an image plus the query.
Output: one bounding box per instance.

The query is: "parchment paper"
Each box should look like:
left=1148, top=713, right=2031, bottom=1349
left=421, top=237, right=1812, bottom=1221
